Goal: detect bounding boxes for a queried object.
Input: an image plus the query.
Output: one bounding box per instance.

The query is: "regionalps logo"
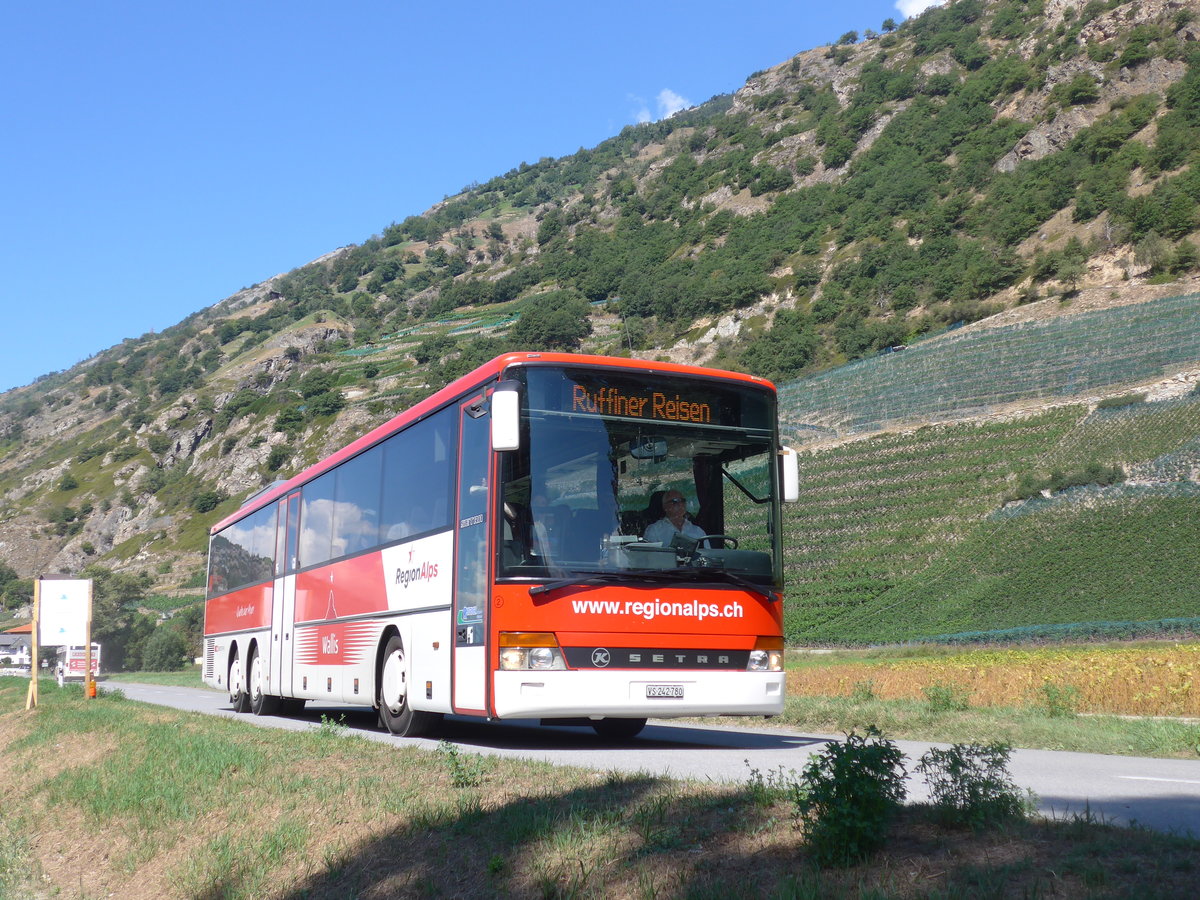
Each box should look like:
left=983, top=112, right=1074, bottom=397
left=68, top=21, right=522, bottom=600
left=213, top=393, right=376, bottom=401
left=395, top=547, right=439, bottom=589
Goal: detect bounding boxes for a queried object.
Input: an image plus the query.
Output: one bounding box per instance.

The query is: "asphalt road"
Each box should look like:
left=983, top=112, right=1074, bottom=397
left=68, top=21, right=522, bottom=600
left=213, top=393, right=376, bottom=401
left=110, top=681, right=1200, bottom=836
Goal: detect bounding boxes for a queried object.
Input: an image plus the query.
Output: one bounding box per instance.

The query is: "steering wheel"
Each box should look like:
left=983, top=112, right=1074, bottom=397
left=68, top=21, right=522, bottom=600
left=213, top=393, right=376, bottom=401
left=697, top=534, right=738, bottom=549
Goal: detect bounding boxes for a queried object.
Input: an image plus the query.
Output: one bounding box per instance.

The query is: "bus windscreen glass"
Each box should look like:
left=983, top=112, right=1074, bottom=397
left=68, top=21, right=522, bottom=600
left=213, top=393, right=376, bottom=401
left=499, top=366, right=781, bottom=585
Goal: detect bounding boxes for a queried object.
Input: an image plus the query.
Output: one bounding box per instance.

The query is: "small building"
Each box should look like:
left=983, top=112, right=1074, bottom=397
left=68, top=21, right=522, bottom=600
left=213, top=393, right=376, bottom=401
left=0, top=623, right=33, bottom=670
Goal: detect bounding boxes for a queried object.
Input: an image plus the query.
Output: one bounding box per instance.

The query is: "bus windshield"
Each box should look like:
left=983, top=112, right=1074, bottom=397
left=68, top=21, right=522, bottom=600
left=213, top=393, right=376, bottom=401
left=498, top=365, right=782, bottom=586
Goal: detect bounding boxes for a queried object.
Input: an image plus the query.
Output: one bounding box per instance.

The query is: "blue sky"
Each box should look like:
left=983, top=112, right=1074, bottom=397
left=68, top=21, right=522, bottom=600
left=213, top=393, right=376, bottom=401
left=1, top=1, right=942, bottom=393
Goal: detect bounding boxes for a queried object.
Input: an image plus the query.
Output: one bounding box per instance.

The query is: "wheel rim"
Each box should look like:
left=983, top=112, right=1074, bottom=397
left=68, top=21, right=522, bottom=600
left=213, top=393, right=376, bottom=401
left=250, top=652, right=263, bottom=703
left=381, top=648, right=407, bottom=715
left=229, top=656, right=242, bottom=703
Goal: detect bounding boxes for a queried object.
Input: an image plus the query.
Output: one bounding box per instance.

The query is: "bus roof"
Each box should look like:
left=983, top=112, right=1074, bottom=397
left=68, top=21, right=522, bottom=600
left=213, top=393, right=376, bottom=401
left=210, top=352, right=775, bottom=534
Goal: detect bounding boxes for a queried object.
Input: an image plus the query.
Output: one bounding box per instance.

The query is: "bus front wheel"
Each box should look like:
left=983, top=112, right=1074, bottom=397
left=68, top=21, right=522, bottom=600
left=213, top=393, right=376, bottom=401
left=378, top=635, right=440, bottom=737
left=591, top=717, right=647, bottom=739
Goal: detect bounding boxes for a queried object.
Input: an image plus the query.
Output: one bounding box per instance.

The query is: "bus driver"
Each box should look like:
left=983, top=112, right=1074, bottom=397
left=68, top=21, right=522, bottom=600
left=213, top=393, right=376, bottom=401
left=643, top=489, right=706, bottom=546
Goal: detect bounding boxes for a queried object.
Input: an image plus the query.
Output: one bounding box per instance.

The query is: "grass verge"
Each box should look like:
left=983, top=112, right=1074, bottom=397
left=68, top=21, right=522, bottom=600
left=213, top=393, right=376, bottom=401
left=105, top=668, right=206, bottom=688
left=2, top=678, right=1198, bottom=898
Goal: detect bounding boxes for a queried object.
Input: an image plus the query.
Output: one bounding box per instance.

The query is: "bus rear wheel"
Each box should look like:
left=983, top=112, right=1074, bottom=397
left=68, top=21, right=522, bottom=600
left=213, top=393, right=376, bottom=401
left=591, top=717, right=647, bottom=739
left=249, top=646, right=280, bottom=716
left=229, top=651, right=250, bottom=713
left=378, top=635, right=440, bottom=737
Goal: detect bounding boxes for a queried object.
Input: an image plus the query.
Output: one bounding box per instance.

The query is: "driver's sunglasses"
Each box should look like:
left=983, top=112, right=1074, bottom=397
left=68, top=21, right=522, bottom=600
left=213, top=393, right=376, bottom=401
left=666, top=497, right=685, bottom=505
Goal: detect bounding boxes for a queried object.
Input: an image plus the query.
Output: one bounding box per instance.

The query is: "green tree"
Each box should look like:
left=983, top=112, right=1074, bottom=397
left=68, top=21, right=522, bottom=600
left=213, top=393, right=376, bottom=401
left=142, top=626, right=189, bottom=671
left=298, top=369, right=334, bottom=398
left=1168, top=240, right=1200, bottom=274
left=413, top=334, right=456, bottom=365
left=1135, top=232, right=1172, bottom=274
left=274, top=406, right=305, bottom=433
left=739, top=310, right=820, bottom=381
left=174, top=604, right=204, bottom=661
left=537, top=208, right=564, bottom=246
left=191, top=490, right=225, bottom=513
left=266, top=445, right=292, bottom=471
left=0, top=562, right=17, bottom=594
left=1056, top=257, right=1085, bottom=293
left=83, top=566, right=152, bottom=671
left=307, top=391, right=344, bottom=418
left=510, top=292, right=593, bottom=351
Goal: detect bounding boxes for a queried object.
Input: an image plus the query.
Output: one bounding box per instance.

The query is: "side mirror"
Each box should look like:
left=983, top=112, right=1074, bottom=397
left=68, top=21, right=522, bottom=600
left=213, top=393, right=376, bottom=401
left=491, top=381, right=521, bottom=452
left=781, top=447, right=800, bottom=503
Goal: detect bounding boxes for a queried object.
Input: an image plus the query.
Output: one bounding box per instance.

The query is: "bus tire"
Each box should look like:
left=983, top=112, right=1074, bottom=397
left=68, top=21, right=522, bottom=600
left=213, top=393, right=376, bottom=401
left=248, top=646, right=280, bottom=716
left=591, top=717, right=647, bottom=739
left=377, top=634, right=440, bottom=737
left=229, top=651, right=250, bottom=713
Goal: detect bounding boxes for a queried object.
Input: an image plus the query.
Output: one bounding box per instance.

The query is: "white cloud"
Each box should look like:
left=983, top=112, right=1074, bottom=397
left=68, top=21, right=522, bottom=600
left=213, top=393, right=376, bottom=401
left=896, top=0, right=945, bottom=17
left=630, top=89, right=692, bottom=124
left=657, top=88, right=692, bottom=119
left=629, top=94, right=652, bottom=123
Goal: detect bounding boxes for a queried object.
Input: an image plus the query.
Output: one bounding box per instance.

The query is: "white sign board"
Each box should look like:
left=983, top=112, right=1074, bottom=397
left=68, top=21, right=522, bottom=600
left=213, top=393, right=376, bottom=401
left=38, top=579, right=91, bottom=647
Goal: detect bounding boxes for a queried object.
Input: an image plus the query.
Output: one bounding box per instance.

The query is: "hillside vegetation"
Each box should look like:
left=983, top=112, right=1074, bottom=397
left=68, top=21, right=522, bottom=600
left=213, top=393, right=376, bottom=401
left=783, top=350, right=1200, bottom=643
left=3, top=0, right=1200, bottom=661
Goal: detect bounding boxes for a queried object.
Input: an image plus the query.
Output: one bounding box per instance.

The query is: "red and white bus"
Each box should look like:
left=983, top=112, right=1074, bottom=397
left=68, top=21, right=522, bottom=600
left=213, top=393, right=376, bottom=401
left=56, top=643, right=101, bottom=685
left=203, top=353, right=798, bottom=737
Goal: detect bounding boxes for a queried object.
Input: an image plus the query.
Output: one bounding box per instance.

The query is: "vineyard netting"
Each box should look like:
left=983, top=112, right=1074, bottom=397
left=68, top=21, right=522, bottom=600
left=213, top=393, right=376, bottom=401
left=780, top=293, right=1200, bottom=645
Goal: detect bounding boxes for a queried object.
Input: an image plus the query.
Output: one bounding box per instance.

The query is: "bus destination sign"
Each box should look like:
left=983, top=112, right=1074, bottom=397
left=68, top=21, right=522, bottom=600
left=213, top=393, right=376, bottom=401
left=571, top=384, right=711, bottom=424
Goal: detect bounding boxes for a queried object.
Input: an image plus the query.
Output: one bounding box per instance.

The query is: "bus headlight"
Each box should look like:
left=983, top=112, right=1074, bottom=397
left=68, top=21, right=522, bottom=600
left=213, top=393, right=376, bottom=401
left=499, top=633, right=566, bottom=671
left=747, top=636, right=784, bottom=672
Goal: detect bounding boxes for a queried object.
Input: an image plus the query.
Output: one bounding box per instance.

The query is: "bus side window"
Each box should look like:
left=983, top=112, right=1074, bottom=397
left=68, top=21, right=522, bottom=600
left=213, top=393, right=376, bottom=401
left=380, top=406, right=457, bottom=541
left=299, top=471, right=336, bottom=568
left=333, top=444, right=383, bottom=556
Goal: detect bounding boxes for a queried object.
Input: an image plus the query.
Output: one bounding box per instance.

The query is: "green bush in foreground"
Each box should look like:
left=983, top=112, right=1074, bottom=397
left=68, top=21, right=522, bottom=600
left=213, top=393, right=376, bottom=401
left=915, top=742, right=1030, bottom=830
left=795, top=727, right=907, bottom=867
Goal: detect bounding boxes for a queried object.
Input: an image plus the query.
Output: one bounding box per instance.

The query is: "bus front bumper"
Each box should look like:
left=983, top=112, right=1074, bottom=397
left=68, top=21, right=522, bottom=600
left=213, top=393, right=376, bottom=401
left=492, top=669, right=785, bottom=719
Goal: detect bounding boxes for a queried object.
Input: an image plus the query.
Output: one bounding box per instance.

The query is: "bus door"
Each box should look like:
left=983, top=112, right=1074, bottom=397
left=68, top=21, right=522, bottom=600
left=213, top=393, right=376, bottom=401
left=270, top=491, right=301, bottom=697
left=452, top=394, right=491, bottom=713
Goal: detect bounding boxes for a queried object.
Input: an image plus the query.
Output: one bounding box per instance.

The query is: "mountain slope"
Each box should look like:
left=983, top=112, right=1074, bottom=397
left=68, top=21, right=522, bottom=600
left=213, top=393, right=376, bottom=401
left=3, top=0, right=1200, bottom=653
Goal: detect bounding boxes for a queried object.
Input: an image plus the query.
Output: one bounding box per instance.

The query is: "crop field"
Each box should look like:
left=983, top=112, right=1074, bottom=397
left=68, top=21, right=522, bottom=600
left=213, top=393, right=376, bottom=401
left=787, top=643, right=1200, bottom=719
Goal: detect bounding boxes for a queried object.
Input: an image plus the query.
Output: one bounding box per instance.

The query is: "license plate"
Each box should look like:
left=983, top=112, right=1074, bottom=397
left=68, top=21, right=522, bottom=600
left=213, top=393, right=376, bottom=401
left=646, top=684, right=684, bottom=699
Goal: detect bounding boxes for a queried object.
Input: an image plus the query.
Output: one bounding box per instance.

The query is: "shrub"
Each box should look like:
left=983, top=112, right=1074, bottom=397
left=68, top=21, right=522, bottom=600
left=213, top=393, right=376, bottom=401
left=1038, top=682, right=1080, bottom=718
left=915, top=742, right=1029, bottom=829
left=795, top=728, right=907, bottom=867
left=1095, top=393, right=1146, bottom=409
left=922, top=682, right=971, bottom=711
left=111, top=444, right=140, bottom=463
left=273, top=406, right=305, bottom=433
left=191, top=490, right=225, bottom=514
left=266, top=445, right=292, bottom=472
left=437, top=739, right=487, bottom=788
left=850, top=679, right=877, bottom=702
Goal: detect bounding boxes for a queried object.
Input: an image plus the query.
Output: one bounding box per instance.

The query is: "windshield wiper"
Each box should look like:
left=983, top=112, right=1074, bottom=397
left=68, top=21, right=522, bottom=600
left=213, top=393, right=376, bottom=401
left=676, top=567, right=781, bottom=602
left=529, top=571, right=627, bottom=596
